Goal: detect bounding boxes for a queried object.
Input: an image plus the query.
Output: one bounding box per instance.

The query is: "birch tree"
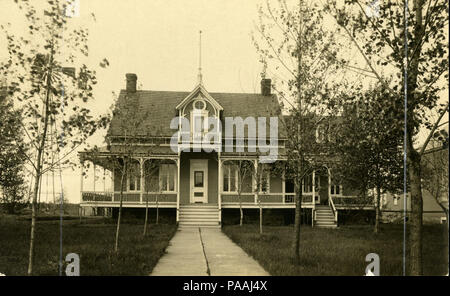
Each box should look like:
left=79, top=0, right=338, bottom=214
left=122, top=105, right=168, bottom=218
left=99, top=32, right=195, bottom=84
left=253, top=0, right=346, bottom=262
left=325, top=0, right=448, bottom=275
left=0, top=0, right=109, bottom=275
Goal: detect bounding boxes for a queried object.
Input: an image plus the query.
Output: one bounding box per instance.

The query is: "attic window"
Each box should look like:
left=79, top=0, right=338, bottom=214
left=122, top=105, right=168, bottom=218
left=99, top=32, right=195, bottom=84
left=193, top=99, right=206, bottom=110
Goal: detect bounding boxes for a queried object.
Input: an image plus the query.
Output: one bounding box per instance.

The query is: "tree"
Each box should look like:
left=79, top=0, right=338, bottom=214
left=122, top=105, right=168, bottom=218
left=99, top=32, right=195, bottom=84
left=254, top=0, right=346, bottom=263
left=0, top=82, right=27, bottom=214
left=143, top=158, right=163, bottom=235
left=325, top=0, right=448, bottom=275
left=0, top=0, right=109, bottom=274
left=102, top=93, right=149, bottom=252
left=223, top=159, right=253, bottom=226
left=333, top=86, right=403, bottom=233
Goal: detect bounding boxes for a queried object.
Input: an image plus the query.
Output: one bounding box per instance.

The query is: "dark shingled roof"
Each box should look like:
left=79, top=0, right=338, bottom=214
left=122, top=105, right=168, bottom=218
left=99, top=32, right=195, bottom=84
left=107, top=89, right=285, bottom=138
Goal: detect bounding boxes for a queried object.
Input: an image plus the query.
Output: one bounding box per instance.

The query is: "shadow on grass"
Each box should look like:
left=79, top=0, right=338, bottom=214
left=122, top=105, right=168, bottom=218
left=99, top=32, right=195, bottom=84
left=222, top=224, right=448, bottom=276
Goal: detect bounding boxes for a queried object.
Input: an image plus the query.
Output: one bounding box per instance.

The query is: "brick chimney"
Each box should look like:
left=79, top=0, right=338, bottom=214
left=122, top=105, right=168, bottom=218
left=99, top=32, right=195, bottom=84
left=126, top=73, right=137, bottom=93
left=261, top=78, right=271, bottom=96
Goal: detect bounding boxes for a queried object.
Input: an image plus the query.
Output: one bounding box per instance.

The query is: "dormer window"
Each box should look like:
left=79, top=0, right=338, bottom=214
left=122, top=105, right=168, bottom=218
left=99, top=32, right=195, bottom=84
left=316, top=124, right=327, bottom=143
left=191, top=98, right=209, bottom=142
left=193, top=99, right=206, bottom=110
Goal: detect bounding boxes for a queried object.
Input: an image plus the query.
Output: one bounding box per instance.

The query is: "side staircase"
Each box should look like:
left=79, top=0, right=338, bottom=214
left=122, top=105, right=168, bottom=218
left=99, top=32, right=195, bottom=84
left=178, top=204, right=221, bottom=228
left=314, top=205, right=338, bottom=228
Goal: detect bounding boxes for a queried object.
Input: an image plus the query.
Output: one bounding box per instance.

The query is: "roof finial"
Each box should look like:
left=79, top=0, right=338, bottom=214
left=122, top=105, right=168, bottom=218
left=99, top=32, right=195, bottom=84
left=197, top=30, right=203, bottom=85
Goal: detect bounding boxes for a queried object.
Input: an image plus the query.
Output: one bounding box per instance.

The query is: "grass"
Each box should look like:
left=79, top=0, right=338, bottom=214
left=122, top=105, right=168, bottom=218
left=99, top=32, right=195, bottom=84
left=222, top=224, right=448, bottom=276
left=0, top=214, right=177, bottom=275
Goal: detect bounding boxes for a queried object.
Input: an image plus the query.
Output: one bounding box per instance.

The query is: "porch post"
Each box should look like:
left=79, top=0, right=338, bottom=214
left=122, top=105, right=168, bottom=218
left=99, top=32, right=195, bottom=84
left=176, top=158, right=180, bottom=223
left=254, top=159, right=258, bottom=204
left=93, top=164, right=96, bottom=192
left=218, top=157, right=222, bottom=224
left=312, top=170, right=316, bottom=205
left=282, top=168, right=285, bottom=204
left=140, top=158, right=144, bottom=204
left=328, top=168, right=331, bottom=206
left=80, top=161, right=84, bottom=203
left=112, top=167, right=115, bottom=201
left=312, top=169, right=316, bottom=228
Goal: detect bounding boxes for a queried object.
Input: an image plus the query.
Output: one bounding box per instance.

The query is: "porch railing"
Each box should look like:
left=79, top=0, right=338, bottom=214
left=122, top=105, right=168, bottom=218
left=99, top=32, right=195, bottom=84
left=82, top=191, right=113, bottom=202
left=81, top=191, right=177, bottom=203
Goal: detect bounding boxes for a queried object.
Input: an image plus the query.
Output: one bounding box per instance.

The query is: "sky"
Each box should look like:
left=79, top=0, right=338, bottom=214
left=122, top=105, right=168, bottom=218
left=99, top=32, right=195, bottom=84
left=0, top=0, right=448, bottom=203
left=0, top=0, right=268, bottom=203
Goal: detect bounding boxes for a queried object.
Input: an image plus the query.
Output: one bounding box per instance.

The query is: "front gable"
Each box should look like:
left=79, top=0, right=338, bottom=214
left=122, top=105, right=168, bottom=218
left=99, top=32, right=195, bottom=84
left=176, top=84, right=223, bottom=117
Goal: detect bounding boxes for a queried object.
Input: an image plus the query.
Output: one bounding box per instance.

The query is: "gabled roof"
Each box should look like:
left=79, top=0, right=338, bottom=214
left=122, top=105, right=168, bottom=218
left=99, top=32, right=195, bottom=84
left=175, top=84, right=223, bottom=112
left=107, top=89, right=283, bottom=138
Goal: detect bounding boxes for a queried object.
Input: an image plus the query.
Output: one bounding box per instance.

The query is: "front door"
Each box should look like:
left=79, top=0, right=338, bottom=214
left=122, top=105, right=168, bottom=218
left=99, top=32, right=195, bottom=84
left=190, top=159, right=208, bottom=203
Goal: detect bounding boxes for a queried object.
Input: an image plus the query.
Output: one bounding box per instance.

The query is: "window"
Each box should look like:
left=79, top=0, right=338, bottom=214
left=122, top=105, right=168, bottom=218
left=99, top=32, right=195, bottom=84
left=330, top=184, right=342, bottom=195
left=194, top=171, right=204, bottom=187
left=393, top=194, right=399, bottom=206
left=191, top=99, right=209, bottom=142
left=160, top=164, right=176, bottom=192
left=128, top=164, right=141, bottom=192
left=302, top=174, right=320, bottom=193
left=223, top=164, right=237, bottom=192
left=316, top=124, right=328, bottom=143
left=259, top=169, right=270, bottom=193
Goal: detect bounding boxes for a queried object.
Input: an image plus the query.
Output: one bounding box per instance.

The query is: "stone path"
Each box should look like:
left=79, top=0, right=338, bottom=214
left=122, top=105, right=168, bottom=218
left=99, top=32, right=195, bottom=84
left=150, top=227, right=269, bottom=276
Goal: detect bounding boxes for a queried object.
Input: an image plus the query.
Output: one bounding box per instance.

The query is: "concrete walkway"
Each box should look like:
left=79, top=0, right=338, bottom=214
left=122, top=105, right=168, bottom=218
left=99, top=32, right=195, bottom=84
left=150, top=228, right=269, bottom=276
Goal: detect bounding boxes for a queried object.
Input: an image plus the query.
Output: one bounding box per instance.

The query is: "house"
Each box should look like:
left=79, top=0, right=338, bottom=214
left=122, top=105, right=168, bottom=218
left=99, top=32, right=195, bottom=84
left=382, top=144, right=448, bottom=224
left=78, top=73, right=366, bottom=228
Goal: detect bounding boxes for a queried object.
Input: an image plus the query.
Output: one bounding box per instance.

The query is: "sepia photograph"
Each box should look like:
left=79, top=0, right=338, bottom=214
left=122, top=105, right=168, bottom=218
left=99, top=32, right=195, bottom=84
left=0, top=0, right=448, bottom=284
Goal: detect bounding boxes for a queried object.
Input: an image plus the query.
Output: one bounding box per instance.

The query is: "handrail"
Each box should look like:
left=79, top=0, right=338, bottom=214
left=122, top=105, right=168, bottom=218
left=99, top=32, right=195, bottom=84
left=329, top=194, right=338, bottom=222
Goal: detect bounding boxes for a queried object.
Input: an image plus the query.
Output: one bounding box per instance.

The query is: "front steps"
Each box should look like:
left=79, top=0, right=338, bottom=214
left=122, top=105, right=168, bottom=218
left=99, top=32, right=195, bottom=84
left=314, top=205, right=338, bottom=228
left=178, top=204, right=220, bottom=228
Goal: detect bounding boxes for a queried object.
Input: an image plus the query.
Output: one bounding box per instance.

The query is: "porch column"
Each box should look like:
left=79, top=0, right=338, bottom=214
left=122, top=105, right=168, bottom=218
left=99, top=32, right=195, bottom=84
left=80, top=161, right=84, bottom=204
left=254, top=159, right=258, bottom=204
left=176, top=158, right=180, bottom=223
left=93, top=164, right=96, bottom=192
left=282, top=168, right=285, bottom=204
left=328, top=167, right=331, bottom=205
left=218, top=157, right=222, bottom=224
left=312, top=170, right=315, bottom=205
left=139, top=158, right=144, bottom=204
left=112, top=167, right=115, bottom=202
left=312, top=169, right=316, bottom=228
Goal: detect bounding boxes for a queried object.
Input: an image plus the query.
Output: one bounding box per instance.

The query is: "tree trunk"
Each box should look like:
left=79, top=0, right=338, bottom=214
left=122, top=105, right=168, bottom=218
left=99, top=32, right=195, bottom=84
left=28, top=52, right=53, bottom=275
left=27, top=169, right=40, bottom=275
left=259, top=206, right=263, bottom=234
left=407, top=136, right=423, bottom=275
left=375, top=185, right=381, bottom=233
left=143, top=195, right=149, bottom=236
left=156, top=195, right=159, bottom=225
left=239, top=192, right=243, bottom=226
left=115, top=168, right=125, bottom=253
left=292, top=178, right=302, bottom=263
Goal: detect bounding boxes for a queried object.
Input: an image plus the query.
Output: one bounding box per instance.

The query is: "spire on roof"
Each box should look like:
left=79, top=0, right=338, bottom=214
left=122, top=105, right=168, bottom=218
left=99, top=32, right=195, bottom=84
left=197, top=30, right=203, bottom=85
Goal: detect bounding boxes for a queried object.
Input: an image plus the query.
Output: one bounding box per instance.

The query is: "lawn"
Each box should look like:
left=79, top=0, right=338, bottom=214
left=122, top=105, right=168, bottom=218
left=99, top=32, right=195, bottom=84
left=222, top=224, right=448, bottom=276
left=0, top=215, right=177, bottom=275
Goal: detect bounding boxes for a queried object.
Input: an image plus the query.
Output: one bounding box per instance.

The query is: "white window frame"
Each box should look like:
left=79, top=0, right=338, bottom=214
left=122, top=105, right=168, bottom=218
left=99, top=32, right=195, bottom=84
left=258, top=170, right=270, bottom=193
left=222, top=164, right=238, bottom=193
left=190, top=99, right=209, bottom=142
left=315, top=124, right=327, bottom=143
left=330, top=184, right=343, bottom=196
left=159, top=164, right=177, bottom=193
left=302, top=174, right=320, bottom=193
left=127, top=171, right=141, bottom=192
